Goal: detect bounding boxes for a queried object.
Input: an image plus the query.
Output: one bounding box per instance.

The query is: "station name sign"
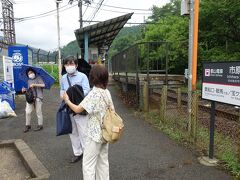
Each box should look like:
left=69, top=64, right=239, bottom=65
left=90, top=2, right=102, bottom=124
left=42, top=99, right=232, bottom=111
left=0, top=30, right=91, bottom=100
left=202, top=61, right=240, bottom=106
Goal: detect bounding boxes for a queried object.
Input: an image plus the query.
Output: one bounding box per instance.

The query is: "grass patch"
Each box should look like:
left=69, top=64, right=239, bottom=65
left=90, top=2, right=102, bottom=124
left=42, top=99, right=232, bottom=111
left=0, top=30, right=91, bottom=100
left=140, top=109, right=240, bottom=178
left=39, top=64, right=59, bottom=83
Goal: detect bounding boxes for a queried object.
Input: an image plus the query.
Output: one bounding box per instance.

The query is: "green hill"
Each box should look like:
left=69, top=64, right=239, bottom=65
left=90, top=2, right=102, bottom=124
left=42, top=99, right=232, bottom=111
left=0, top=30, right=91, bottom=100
left=59, top=25, right=143, bottom=60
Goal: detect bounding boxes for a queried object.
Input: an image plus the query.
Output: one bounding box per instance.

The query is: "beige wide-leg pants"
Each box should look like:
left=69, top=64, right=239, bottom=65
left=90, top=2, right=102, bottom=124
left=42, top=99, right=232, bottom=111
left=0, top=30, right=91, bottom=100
left=25, top=98, right=43, bottom=126
left=83, top=137, right=109, bottom=180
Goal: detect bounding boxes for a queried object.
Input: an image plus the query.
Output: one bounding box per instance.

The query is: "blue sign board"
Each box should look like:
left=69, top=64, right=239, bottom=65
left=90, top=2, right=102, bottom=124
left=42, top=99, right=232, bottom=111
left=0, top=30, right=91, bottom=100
left=8, top=46, right=29, bottom=92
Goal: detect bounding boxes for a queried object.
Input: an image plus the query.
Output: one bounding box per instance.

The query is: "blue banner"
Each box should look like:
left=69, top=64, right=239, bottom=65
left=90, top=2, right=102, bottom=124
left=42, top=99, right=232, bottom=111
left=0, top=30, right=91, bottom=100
left=8, top=46, right=29, bottom=92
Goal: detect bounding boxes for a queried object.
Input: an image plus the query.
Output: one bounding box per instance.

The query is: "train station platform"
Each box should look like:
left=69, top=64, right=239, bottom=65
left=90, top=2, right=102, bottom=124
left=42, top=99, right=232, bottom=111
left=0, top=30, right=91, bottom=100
left=0, top=85, right=232, bottom=179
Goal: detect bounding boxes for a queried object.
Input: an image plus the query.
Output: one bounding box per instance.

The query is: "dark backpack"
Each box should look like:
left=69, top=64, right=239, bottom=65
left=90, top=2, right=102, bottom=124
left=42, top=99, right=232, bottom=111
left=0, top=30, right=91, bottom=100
left=25, top=88, right=35, bottom=104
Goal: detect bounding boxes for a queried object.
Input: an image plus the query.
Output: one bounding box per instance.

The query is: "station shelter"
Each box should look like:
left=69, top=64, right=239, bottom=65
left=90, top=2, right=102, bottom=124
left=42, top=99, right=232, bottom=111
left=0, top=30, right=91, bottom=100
left=74, top=13, right=133, bottom=66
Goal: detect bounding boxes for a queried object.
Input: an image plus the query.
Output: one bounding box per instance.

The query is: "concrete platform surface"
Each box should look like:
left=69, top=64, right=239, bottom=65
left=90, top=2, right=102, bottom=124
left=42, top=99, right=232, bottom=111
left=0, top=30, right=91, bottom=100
left=0, top=86, right=233, bottom=180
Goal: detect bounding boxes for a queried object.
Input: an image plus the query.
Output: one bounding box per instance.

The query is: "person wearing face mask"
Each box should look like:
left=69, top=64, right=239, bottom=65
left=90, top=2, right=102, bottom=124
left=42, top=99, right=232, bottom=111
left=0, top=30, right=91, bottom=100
left=22, top=68, right=45, bottom=133
left=60, top=55, right=90, bottom=163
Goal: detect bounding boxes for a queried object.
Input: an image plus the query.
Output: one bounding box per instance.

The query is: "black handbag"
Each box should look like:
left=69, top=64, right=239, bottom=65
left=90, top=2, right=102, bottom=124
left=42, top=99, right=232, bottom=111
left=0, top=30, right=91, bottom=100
left=25, top=88, right=35, bottom=104
left=56, top=101, right=72, bottom=136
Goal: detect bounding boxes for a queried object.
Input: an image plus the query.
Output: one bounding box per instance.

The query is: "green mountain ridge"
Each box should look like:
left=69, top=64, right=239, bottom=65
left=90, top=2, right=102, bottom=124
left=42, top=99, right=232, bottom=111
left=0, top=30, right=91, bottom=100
left=60, top=25, right=143, bottom=59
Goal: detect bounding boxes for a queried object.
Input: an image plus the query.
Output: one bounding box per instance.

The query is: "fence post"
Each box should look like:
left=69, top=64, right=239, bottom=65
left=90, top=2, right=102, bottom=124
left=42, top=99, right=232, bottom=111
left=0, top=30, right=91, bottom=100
left=37, top=49, right=40, bottom=63
left=55, top=54, right=58, bottom=64
left=143, top=81, right=149, bottom=112
left=238, top=129, right=240, bottom=162
left=51, top=65, right=54, bottom=74
left=190, top=91, right=198, bottom=142
left=160, top=85, right=167, bottom=123
left=47, top=51, right=50, bottom=62
left=237, top=111, right=240, bottom=162
left=177, top=88, right=181, bottom=108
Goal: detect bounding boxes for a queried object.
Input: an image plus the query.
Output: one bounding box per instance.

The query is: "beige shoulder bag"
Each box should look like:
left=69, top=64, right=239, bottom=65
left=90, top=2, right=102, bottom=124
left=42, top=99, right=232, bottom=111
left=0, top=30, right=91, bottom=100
left=100, top=90, right=124, bottom=143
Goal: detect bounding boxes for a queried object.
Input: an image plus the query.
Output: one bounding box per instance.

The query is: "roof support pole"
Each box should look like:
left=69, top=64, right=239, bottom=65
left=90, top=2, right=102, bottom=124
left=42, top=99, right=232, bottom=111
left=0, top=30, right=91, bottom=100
left=84, top=32, right=89, bottom=63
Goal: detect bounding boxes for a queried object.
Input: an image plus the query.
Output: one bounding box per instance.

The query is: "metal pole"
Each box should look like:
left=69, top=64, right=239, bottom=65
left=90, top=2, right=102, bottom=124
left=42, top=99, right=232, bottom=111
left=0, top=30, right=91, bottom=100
left=84, top=32, right=89, bottom=63
left=165, top=43, right=169, bottom=86
left=78, top=0, right=83, bottom=28
left=209, top=101, right=216, bottom=159
left=56, top=1, right=62, bottom=82
left=136, top=45, right=140, bottom=108
left=238, top=108, right=240, bottom=161
left=147, top=43, right=150, bottom=83
left=187, top=0, right=194, bottom=132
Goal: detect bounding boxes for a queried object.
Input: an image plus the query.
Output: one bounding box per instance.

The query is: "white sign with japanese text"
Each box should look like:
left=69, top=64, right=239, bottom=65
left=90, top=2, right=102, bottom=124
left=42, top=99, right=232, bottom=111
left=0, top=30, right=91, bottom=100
left=202, top=82, right=240, bottom=106
left=3, top=56, right=14, bottom=83
left=202, top=61, right=240, bottom=106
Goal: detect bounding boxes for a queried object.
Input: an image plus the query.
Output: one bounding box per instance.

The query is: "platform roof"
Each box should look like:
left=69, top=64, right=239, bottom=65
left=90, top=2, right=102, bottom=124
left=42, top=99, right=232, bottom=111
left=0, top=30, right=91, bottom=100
left=74, top=13, right=133, bottom=50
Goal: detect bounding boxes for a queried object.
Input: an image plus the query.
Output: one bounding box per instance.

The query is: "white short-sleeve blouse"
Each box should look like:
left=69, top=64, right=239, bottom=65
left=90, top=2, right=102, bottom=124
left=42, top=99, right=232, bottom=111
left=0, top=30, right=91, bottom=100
left=80, top=86, right=114, bottom=143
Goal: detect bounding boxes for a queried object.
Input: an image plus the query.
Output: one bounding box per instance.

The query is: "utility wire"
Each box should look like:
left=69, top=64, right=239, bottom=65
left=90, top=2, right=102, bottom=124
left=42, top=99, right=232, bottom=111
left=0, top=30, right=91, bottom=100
left=15, top=4, right=70, bottom=21
left=87, top=0, right=105, bottom=23
left=91, top=2, right=152, bottom=11
left=82, top=4, right=89, bottom=17
left=14, top=1, right=151, bottom=23
left=15, top=4, right=77, bottom=22
left=83, top=19, right=156, bottom=24
left=14, top=0, right=36, bottom=4
left=83, top=3, right=151, bottom=15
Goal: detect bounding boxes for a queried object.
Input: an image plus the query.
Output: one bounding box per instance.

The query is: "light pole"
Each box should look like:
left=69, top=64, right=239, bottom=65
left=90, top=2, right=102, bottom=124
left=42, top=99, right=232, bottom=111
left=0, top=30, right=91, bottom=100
left=78, top=0, right=83, bottom=28
left=56, top=0, right=62, bottom=82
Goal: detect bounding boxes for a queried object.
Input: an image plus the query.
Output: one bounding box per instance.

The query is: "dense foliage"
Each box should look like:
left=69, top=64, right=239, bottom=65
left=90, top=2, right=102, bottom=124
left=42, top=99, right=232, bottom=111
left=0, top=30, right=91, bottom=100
left=61, top=40, right=81, bottom=58
left=107, top=26, right=142, bottom=59
left=60, top=0, right=240, bottom=75
left=109, top=0, right=240, bottom=75
left=58, top=26, right=142, bottom=60
left=199, top=0, right=240, bottom=62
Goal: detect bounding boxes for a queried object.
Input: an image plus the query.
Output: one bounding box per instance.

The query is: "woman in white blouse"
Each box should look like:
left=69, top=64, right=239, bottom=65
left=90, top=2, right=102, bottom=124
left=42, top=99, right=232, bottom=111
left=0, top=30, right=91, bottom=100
left=63, top=64, right=114, bottom=180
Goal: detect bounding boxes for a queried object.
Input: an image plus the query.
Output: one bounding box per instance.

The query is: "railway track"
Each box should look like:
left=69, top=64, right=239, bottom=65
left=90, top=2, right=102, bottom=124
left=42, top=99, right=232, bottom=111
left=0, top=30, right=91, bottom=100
left=150, top=89, right=240, bottom=122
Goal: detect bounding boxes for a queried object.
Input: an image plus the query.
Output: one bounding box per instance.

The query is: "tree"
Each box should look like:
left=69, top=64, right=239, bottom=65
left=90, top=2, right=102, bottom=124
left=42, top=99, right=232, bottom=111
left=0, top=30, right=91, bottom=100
left=144, top=14, right=188, bottom=74
left=148, top=0, right=181, bottom=22
left=199, top=0, right=240, bottom=61
left=108, top=26, right=143, bottom=59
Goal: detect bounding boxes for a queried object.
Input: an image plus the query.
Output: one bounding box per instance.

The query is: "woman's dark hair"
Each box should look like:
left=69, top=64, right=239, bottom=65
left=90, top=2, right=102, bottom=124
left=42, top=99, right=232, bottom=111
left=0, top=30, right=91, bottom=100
left=89, top=64, right=109, bottom=89
left=26, top=67, right=36, bottom=77
left=63, top=55, right=78, bottom=65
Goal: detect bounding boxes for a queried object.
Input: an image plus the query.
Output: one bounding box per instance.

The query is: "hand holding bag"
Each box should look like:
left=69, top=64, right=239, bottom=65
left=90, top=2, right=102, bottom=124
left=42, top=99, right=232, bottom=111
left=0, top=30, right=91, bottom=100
left=56, top=101, right=72, bottom=136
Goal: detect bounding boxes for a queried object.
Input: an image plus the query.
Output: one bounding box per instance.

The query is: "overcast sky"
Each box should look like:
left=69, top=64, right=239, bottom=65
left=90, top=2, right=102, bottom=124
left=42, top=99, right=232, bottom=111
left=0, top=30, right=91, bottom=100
left=1, top=0, right=170, bottom=51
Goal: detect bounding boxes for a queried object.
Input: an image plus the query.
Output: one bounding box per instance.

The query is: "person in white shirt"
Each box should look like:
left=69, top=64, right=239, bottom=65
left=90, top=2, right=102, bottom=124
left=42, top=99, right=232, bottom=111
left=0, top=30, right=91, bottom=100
left=60, top=56, right=90, bottom=163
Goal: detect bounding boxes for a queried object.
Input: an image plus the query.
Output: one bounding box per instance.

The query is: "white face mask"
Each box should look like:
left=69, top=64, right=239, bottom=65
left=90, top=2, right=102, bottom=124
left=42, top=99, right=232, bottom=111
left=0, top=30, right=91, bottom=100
left=65, top=66, right=76, bottom=74
left=28, top=73, right=35, bottom=79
